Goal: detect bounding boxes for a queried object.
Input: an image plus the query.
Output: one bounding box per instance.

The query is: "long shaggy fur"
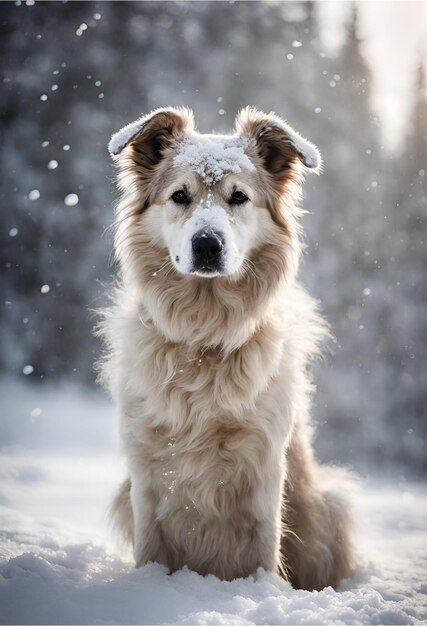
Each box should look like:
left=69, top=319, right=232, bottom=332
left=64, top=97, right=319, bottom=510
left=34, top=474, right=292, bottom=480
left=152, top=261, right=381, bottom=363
left=97, top=106, right=355, bottom=589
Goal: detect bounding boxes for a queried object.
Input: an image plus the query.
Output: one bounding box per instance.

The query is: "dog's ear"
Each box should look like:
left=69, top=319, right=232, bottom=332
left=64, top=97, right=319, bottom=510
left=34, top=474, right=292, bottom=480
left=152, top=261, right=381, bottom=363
left=108, top=107, right=194, bottom=165
left=235, top=107, right=322, bottom=180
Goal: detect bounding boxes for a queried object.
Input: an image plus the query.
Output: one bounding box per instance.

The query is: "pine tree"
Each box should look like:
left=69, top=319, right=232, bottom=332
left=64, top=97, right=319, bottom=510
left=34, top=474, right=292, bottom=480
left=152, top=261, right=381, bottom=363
left=304, top=4, right=393, bottom=469
left=382, top=60, right=427, bottom=470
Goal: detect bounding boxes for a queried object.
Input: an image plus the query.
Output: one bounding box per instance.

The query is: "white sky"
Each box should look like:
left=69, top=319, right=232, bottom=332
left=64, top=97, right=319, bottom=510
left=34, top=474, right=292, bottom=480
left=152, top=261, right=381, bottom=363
left=316, top=1, right=427, bottom=152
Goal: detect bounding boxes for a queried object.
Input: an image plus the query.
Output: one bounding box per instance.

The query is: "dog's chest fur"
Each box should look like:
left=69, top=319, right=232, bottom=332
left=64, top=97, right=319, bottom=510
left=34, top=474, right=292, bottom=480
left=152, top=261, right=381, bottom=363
left=117, top=305, right=293, bottom=528
left=118, top=304, right=289, bottom=430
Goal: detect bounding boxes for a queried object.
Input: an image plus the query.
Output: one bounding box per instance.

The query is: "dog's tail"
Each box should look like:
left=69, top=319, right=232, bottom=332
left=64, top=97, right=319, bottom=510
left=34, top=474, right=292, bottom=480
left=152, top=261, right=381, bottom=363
left=109, top=477, right=134, bottom=547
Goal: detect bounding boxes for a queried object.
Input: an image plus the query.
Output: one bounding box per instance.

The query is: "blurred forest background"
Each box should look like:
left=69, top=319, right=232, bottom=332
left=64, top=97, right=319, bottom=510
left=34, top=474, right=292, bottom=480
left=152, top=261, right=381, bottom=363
left=1, top=1, right=426, bottom=477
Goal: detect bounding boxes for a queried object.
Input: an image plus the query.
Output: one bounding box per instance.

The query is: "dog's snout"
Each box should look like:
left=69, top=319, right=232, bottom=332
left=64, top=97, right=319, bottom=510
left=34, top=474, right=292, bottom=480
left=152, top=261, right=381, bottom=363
left=192, top=231, right=224, bottom=264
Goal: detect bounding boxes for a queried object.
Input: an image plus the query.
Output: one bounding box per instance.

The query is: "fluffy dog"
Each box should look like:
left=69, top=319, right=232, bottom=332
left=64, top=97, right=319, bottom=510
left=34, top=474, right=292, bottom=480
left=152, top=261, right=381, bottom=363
left=98, top=106, right=355, bottom=590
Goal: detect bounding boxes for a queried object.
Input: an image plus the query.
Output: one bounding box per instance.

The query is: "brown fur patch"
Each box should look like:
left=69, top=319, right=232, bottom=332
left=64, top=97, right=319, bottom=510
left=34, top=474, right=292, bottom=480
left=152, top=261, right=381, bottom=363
left=235, top=108, right=305, bottom=234
left=115, top=108, right=194, bottom=214
left=281, top=424, right=356, bottom=590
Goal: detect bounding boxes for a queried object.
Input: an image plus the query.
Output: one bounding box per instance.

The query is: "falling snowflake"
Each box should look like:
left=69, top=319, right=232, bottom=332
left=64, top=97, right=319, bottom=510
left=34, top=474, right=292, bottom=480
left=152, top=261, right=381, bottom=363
left=64, top=193, right=79, bottom=206
left=28, top=189, right=40, bottom=201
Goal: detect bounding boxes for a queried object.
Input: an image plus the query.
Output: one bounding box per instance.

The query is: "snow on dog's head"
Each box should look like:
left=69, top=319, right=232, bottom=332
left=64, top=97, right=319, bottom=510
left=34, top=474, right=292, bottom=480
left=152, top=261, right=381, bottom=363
left=109, top=106, right=320, bottom=285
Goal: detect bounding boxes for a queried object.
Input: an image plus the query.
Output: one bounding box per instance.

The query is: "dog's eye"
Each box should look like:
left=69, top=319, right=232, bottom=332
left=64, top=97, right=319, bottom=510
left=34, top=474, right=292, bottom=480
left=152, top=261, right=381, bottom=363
left=171, top=190, right=190, bottom=205
left=230, top=191, right=249, bottom=205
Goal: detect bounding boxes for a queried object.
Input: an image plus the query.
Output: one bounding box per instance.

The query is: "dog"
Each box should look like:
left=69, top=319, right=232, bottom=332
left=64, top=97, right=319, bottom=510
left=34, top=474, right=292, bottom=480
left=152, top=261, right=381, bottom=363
left=97, top=106, right=355, bottom=590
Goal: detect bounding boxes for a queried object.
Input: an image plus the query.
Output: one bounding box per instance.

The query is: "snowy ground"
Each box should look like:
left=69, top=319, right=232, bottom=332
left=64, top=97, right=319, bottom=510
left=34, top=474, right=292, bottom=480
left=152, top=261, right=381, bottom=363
left=0, top=378, right=426, bottom=624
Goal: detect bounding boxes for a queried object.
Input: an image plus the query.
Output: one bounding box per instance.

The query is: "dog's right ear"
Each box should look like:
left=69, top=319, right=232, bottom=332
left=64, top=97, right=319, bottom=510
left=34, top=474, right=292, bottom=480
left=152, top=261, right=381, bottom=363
left=235, top=107, right=322, bottom=177
left=108, top=107, right=194, bottom=167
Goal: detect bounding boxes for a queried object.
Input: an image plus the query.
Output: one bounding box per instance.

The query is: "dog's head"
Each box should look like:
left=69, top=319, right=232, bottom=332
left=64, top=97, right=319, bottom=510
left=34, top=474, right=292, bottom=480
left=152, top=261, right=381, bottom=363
left=109, top=107, right=320, bottom=286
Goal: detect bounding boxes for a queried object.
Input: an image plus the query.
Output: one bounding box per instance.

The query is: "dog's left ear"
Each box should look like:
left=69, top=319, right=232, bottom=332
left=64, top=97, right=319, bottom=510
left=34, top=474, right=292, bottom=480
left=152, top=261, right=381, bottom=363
left=108, top=107, right=194, bottom=164
left=235, top=107, right=322, bottom=179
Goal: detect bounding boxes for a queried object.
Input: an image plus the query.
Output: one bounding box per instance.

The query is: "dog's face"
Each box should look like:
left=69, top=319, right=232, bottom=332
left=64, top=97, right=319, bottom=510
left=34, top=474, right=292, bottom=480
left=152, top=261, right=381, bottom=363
left=110, top=107, right=320, bottom=283
left=152, top=135, right=271, bottom=278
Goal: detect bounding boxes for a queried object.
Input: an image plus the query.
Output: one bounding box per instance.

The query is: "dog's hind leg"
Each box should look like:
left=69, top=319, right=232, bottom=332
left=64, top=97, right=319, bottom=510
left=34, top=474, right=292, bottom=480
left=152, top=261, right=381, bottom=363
left=281, top=423, right=356, bottom=590
left=110, top=477, right=134, bottom=546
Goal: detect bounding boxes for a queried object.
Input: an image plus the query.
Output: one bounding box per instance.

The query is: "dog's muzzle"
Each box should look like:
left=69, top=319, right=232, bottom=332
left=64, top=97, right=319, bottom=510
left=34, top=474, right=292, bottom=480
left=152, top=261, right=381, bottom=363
left=191, top=229, right=224, bottom=274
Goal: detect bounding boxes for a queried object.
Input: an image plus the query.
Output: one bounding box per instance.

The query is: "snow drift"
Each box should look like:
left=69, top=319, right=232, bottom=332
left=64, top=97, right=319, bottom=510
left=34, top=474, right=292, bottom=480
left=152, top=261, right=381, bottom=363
left=0, top=380, right=426, bottom=624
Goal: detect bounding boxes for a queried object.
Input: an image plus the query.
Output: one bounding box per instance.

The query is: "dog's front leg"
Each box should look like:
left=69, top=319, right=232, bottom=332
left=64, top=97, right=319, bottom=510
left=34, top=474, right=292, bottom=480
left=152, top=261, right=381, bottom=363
left=254, top=515, right=284, bottom=574
left=249, top=461, right=286, bottom=576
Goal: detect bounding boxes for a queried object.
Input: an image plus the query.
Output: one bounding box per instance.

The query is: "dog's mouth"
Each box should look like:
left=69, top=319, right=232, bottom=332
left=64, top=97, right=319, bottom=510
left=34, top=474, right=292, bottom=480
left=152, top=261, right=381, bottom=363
left=192, top=266, right=222, bottom=277
left=198, top=267, right=216, bottom=274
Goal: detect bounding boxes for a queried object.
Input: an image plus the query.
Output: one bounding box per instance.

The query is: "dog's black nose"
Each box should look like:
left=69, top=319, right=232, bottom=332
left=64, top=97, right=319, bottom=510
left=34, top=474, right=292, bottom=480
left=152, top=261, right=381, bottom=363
left=192, top=231, right=224, bottom=265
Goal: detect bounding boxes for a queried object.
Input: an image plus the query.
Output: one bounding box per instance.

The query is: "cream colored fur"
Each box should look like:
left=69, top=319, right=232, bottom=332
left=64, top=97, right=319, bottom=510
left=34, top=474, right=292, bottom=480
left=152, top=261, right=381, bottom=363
left=98, top=107, right=355, bottom=589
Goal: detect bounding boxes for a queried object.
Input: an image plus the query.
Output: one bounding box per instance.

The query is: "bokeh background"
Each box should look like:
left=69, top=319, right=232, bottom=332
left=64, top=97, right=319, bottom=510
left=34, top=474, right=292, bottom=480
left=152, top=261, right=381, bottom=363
left=1, top=0, right=426, bottom=480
